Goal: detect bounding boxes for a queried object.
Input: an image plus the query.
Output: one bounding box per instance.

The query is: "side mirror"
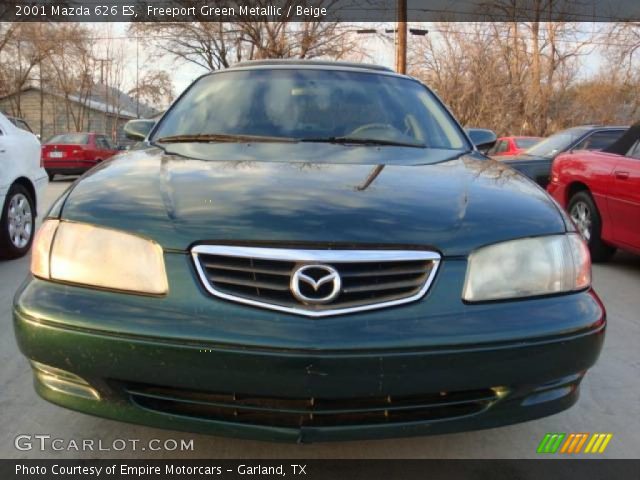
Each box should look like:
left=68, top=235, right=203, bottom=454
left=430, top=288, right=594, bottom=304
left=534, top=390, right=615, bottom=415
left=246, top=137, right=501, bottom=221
left=466, top=128, right=498, bottom=152
left=124, top=119, right=155, bottom=141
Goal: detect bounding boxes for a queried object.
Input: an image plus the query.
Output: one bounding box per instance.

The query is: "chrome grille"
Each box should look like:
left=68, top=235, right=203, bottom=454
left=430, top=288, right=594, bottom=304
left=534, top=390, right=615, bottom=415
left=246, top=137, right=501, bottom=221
left=191, top=246, right=440, bottom=317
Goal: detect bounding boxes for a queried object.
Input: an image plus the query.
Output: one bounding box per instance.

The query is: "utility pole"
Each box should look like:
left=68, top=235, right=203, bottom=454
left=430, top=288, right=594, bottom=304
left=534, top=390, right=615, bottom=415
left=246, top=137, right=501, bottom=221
left=95, top=58, right=112, bottom=84
left=39, top=59, right=44, bottom=138
left=136, top=37, right=140, bottom=118
left=395, top=0, right=407, bottom=74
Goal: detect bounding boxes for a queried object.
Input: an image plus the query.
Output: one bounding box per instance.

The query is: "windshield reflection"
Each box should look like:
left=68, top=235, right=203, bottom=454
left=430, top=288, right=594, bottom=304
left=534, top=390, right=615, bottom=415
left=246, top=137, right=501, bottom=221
left=525, top=129, right=587, bottom=158
left=152, top=69, right=469, bottom=155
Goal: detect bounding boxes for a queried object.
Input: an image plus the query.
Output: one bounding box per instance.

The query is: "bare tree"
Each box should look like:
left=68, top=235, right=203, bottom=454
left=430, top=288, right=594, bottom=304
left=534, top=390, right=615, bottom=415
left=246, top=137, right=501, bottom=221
left=411, top=18, right=597, bottom=136
left=42, top=24, right=95, bottom=131
left=0, top=23, right=58, bottom=115
left=130, top=22, right=239, bottom=70
left=128, top=70, right=174, bottom=109
left=130, top=3, right=363, bottom=72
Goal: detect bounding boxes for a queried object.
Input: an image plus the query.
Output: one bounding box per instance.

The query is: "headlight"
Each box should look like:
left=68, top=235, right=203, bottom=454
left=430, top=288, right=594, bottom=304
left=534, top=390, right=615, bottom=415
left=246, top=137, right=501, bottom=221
left=463, top=234, right=590, bottom=302
left=31, top=220, right=168, bottom=295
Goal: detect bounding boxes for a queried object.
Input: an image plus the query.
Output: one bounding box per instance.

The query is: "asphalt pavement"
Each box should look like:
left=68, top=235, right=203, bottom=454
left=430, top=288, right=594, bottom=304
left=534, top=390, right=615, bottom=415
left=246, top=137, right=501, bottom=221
left=1, top=178, right=638, bottom=459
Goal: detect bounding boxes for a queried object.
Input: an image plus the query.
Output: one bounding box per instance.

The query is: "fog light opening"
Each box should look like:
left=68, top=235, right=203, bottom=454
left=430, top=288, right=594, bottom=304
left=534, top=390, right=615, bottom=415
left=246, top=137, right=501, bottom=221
left=30, top=361, right=100, bottom=400
left=491, top=386, right=510, bottom=400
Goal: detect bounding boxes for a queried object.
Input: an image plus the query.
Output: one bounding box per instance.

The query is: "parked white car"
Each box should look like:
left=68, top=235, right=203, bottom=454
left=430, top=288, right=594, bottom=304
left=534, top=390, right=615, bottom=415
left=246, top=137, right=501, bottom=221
left=0, top=112, right=48, bottom=259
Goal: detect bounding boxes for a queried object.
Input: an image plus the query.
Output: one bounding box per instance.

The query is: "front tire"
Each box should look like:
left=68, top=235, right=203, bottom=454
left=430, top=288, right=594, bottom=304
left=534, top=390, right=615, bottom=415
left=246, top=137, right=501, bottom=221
left=48, top=172, right=55, bottom=181
left=0, top=184, right=36, bottom=259
left=568, top=191, right=616, bottom=262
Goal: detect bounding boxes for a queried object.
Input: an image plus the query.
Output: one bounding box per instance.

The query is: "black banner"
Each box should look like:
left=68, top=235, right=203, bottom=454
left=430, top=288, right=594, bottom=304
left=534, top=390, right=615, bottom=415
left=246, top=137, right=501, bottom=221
left=2, top=460, right=639, bottom=480
left=3, top=0, right=640, bottom=23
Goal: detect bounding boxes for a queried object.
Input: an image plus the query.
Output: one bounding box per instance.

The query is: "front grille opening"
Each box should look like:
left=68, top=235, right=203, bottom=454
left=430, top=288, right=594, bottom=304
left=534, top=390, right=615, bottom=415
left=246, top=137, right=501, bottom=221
left=192, top=247, right=440, bottom=316
left=125, top=383, right=498, bottom=428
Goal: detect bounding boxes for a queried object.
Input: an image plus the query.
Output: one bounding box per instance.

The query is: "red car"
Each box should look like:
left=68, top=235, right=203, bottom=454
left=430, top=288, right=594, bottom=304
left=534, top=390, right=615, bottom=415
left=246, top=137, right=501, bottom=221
left=488, top=136, right=541, bottom=157
left=548, top=124, right=640, bottom=261
left=42, top=132, right=119, bottom=180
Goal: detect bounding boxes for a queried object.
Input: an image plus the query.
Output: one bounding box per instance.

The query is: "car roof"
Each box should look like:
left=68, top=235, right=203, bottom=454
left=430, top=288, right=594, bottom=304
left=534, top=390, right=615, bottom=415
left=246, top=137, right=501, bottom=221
left=227, top=59, right=396, bottom=74
left=569, top=125, right=628, bottom=131
left=500, top=136, right=540, bottom=139
left=51, top=132, right=96, bottom=135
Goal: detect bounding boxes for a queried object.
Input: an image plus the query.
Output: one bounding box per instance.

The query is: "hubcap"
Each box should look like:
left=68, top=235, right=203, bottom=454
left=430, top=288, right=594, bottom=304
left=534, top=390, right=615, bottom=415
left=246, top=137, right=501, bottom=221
left=570, top=201, right=592, bottom=241
left=7, top=193, right=33, bottom=249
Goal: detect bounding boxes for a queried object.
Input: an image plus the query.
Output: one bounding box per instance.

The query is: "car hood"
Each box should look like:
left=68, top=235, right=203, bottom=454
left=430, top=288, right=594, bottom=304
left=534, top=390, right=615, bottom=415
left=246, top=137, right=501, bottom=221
left=59, top=144, right=566, bottom=256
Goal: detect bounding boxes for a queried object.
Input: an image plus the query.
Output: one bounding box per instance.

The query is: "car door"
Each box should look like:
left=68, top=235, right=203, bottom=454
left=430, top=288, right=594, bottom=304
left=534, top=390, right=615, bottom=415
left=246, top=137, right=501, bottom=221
left=0, top=119, right=23, bottom=190
left=608, top=141, right=640, bottom=250
left=95, top=135, right=114, bottom=159
left=0, top=124, right=9, bottom=190
left=101, top=136, right=118, bottom=158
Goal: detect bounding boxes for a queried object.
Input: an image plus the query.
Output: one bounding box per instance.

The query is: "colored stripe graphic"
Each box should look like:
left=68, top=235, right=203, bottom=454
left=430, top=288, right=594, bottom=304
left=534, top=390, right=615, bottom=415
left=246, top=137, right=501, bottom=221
left=560, top=433, right=589, bottom=453
left=537, top=433, right=565, bottom=453
left=585, top=433, right=613, bottom=454
left=540, top=433, right=614, bottom=454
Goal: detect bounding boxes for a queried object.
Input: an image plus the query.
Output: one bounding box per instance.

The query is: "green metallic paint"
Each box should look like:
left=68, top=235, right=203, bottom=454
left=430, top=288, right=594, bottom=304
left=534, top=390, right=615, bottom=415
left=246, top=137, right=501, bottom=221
left=13, top=98, right=606, bottom=440
left=14, top=254, right=604, bottom=351
left=15, top=303, right=601, bottom=442
left=54, top=146, right=566, bottom=256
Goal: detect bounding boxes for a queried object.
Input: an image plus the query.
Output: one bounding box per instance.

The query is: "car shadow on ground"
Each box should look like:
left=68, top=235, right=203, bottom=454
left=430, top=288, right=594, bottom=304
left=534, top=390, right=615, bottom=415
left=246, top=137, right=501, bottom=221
left=605, top=251, right=640, bottom=273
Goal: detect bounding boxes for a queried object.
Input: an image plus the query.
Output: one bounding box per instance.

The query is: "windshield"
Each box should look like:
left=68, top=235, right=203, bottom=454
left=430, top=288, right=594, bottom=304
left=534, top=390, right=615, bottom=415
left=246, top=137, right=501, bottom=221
left=46, top=133, right=89, bottom=145
left=515, top=137, right=540, bottom=149
left=524, top=129, right=587, bottom=158
left=153, top=69, right=468, bottom=151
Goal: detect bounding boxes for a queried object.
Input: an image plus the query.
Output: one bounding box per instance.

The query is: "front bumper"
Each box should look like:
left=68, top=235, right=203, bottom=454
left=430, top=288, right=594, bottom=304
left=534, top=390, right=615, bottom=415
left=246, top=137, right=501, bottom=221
left=13, top=260, right=605, bottom=442
left=547, top=181, right=567, bottom=208
left=33, top=170, right=48, bottom=216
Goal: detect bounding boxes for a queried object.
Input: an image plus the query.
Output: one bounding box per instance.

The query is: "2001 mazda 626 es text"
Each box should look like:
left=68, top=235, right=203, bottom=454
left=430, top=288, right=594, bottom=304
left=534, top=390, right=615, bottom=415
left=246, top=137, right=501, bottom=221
left=13, top=60, right=605, bottom=443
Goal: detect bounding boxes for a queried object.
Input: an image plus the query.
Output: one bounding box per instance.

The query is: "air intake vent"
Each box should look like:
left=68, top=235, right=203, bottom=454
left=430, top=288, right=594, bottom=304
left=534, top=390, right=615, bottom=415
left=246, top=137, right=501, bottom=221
left=125, top=382, right=498, bottom=428
left=192, top=246, right=440, bottom=317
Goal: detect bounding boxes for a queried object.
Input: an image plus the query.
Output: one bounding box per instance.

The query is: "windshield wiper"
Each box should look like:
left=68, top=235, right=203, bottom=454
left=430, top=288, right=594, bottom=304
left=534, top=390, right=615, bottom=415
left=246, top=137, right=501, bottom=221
left=300, top=136, right=426, bottom=148
left=156, top=133, right=297, bottom=144
left=156, top=133, right=426, bottom=148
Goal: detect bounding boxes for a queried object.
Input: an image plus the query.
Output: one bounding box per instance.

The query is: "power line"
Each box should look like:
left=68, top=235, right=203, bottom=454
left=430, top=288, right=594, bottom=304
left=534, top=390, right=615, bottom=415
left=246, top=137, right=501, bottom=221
left=76, top=29, right=637, bottom=50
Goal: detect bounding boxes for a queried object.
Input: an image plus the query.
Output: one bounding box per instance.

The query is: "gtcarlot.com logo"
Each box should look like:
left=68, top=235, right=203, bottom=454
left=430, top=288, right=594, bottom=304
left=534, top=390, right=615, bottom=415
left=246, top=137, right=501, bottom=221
left=14, top=434, right=194, bottom=452
left=537, top=432, right=613, bottom=454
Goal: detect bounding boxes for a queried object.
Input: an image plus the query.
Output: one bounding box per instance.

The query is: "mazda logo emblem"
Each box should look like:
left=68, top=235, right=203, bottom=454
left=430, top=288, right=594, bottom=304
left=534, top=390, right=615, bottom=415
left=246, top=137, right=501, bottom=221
left=290, top=264, right=341, bottom=305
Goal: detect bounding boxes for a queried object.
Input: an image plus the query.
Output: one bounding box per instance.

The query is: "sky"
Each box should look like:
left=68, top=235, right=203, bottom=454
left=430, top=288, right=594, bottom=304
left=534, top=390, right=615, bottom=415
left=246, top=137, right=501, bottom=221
left=93, top=22, right=396, bottom=103
left=95, top=22, right=605, bottom=108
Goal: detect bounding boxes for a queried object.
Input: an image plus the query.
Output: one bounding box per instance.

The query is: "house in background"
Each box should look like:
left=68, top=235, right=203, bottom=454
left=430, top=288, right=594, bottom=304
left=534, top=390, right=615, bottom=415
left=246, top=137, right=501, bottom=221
left=0, top=84, right=158, bottom=145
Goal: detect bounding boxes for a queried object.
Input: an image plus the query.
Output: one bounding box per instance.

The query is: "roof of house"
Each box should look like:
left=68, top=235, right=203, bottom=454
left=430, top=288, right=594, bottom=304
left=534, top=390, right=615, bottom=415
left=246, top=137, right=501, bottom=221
left=0, top=85, right=158, bottom=119
left=83, top=84, right=158, bottom=119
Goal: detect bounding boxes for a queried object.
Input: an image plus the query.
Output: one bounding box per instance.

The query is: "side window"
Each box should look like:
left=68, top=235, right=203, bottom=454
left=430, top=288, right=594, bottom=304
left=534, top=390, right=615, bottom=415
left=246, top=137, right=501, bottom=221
left=574, top=131, right=625, bottom=151
left=16, top=120, right=32, bottom=133
left=494, top=140, right=509, bottom=154
left=627, top=140, right=640, bottom=160
left=96, top=136, right=112, bottom=149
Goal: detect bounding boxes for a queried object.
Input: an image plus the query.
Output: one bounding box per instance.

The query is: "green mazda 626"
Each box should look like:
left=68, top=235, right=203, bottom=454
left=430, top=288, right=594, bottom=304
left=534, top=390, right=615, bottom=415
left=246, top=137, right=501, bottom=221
left=13, top=60, right=605, bottom=443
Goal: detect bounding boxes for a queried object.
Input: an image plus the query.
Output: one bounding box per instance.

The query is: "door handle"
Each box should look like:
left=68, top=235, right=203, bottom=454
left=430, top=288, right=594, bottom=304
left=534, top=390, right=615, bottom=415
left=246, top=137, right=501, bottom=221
left=615, top=171, right=630, bottom=180
left=0, top=149, right=5, bottom=153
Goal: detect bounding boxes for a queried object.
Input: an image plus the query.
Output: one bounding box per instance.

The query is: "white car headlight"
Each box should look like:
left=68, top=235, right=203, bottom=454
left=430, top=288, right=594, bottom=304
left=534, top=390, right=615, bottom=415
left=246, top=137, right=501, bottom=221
left=31, top=220, right=168, bottom=295
left=463, top=234, right=591, bottom=302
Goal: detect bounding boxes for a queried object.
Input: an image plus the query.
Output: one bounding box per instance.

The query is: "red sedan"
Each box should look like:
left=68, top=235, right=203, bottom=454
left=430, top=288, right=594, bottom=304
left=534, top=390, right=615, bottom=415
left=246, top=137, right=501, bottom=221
left=488, top=136, right=541, bottom=157
left=548, top=125, right=640, bottom=261
left=42, top=132, right=120, bottom=180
